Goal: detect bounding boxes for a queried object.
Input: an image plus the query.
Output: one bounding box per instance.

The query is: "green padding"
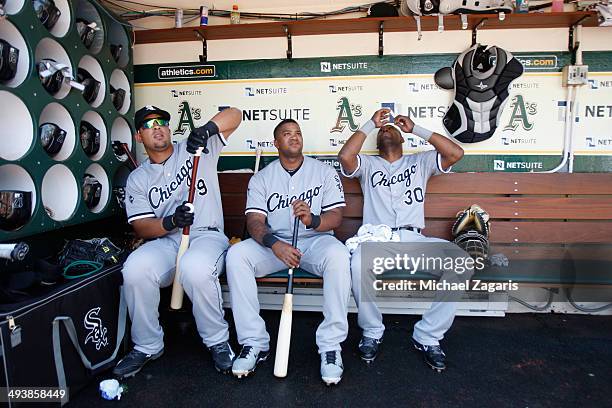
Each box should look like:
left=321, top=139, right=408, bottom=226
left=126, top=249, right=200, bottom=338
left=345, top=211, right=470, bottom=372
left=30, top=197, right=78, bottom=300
left=266, top=268, right=319, bottom=279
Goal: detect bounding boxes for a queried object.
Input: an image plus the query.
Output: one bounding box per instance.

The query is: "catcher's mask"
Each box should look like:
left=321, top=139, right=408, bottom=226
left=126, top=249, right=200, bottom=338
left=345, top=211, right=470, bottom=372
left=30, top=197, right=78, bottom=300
left=82, top=174, right=102, bottom=209
left=0, top=191, right=32, bottom=231
left=80, top=120, right=101, bottom=156
left=39, top=122, right=67, bottom=155
left=33, top=0, right=61, bottom=30
left=76, top=18, right=97, bottom=49
left=453, top=230, right=489, bottom=260
left=110, top=85, right=126, bottom=111
left=77, top=68, right=100, bottom=104
left=0, top=39, right=19, bottom=82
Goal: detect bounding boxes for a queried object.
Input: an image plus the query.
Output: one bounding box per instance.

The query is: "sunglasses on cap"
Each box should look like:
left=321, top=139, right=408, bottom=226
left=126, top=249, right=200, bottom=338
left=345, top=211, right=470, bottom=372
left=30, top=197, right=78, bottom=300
left=39, top=122, right=66, bottom=155
left=33, top=0, right=61, bottom=30
left=0, top=39, right=19, bottom=82
left=37, top=59, right=65, bottom=94
left=110, top=85, right=126, bottom=111
left=76, top=18, right=97, bottom=49
left=80, top=121, right=101, bottom=156
left=141, top=118, right=169, bottom=129
left=77, top=68, right=100, bottom=104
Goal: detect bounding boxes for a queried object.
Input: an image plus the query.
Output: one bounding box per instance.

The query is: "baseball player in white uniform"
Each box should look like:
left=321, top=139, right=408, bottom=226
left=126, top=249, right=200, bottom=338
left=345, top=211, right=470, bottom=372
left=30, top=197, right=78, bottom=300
left=113, top=105, right=242, bottom=378
left=226, top=119, right=351, bottom=385
left=338, top=108, right=470, bottom=372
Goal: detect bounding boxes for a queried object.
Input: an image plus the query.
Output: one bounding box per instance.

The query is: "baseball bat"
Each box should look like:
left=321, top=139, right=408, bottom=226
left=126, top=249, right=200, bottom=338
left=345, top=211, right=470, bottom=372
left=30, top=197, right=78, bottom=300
left=240, top=148, right=263, bottom=240
left=170, top=146, right=203, bottom=310
left=273, top=217, right=300, bottom=378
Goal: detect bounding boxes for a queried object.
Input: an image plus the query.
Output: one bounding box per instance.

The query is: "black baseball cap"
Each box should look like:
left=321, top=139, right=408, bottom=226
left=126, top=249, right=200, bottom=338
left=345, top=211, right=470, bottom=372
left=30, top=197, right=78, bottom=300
left=134, top=105, right=171, bottom=129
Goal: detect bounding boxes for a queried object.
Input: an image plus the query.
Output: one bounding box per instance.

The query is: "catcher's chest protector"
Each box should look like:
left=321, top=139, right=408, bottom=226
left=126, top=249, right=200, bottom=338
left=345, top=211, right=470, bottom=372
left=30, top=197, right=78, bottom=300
left=436, top=44, right=524, bottom=143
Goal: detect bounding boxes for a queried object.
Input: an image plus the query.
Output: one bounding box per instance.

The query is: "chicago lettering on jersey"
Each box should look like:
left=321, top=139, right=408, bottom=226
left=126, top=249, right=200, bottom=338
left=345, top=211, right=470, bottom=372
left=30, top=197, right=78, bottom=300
left=371, top=165, right=418, bottom=189
left=267, top=185, right=323, bottom=213
left=148, top=158, right=208, bottom=209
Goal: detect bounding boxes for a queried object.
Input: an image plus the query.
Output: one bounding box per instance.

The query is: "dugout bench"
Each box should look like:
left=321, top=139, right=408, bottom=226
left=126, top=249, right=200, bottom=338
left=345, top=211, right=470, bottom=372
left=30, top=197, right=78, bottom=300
left=220, top=172, right=612, bottom=288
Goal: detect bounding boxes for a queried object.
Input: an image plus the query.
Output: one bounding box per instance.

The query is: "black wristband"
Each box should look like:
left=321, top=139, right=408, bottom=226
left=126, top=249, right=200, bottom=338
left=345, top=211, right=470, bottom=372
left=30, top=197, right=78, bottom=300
left=262, top=233, right=279, bottom=248
left=162, top=215, right=176, bottom=231
left=307, top=213, right=321, bottom=230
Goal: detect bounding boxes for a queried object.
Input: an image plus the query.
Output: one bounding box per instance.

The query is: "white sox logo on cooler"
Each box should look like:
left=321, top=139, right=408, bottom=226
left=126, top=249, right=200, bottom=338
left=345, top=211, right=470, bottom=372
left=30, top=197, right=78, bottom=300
left=267, top=185, right=323, bottom=213
left=84, top=307, right=109, bottom=351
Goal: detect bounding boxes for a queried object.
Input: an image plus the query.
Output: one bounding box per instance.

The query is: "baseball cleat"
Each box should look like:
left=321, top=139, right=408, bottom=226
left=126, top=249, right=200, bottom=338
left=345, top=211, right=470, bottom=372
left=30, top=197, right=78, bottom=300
left=112, top=348, right=164, bottom=379
left=412, top=339, right=446, bottom=372
left=232, top=346, right=269, bottom=378
left=358, top=336, right=383, bottom=363
left=320, top=350, right=343, bottom=385
left=208, top=341, right=235, bottom=375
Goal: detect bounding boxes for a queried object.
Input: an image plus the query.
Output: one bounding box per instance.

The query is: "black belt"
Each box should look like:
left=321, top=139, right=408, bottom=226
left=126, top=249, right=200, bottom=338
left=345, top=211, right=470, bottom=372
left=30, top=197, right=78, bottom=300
left=196, top=227, right=219, bottom=232
left=391, top=226, right=421, bottom=233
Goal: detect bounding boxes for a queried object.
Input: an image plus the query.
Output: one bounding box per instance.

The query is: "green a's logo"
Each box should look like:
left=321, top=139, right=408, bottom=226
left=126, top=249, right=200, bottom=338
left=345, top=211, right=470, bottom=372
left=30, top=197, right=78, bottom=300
left=173, top=101, right=202, bottom=136
left=331, top=97, right=362, bottom=133
left=504, top=95, right=537, bottom=132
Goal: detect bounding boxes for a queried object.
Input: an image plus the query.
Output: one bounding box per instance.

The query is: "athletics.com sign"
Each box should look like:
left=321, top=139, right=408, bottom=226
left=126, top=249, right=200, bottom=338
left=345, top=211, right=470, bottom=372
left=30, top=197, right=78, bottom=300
left=158, top=65, right=216, bottom=80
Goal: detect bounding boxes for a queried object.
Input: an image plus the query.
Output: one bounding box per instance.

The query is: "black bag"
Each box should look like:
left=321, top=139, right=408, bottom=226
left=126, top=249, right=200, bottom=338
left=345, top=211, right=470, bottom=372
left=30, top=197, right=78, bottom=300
left=58, top=238, right=123, bottom=270
left=0, top=266, right=126, bottom=406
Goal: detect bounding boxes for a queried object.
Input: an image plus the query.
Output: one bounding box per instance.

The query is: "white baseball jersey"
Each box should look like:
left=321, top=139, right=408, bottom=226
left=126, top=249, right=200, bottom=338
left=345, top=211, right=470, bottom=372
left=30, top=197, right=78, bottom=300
left=245, top=156, right=345, bottom=240
left=124, top=134, right=227, bottom=232
left=341, top=151, right=450, bottom=229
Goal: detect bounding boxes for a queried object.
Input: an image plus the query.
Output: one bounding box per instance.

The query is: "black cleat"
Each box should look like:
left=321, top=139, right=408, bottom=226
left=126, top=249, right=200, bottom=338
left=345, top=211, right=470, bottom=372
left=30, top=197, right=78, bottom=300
left=209, top=341, right=235, bottom=374
left=412, top=339, right=446, bottom=372
left=358, top=336, right=382, bottom=363
left=113, top=348, right=164, bottom=379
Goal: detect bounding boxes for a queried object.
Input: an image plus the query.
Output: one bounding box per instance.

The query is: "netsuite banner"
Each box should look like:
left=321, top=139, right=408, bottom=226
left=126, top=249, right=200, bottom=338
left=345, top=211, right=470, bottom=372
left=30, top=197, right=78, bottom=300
left=134, top=52, right=612, bottom=172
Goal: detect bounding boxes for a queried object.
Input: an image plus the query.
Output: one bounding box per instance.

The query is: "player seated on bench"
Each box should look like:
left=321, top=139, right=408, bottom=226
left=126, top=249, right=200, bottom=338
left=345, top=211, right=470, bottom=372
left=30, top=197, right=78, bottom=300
left=338, top=108, right=471, bottom=372
left=225, top=118, right=351, bottom=385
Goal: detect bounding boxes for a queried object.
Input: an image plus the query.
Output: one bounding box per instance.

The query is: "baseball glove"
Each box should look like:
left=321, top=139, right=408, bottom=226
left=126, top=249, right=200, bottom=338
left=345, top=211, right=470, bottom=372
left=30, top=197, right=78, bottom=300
left=451, top=204, right=491, bottom=260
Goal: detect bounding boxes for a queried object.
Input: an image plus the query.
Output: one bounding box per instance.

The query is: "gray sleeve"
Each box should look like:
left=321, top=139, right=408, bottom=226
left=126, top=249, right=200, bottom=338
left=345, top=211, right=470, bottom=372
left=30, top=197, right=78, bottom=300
left=125, top=173, right=155, bottom=224
left=245, top=173, right=267, bottom=216
left=321, top=167, right=346, bottom=212
left=206, top=132, right=228, bottom=159
left=420, top=150, right=452, bottom=179
left=340, top=154, right=370, bottom=179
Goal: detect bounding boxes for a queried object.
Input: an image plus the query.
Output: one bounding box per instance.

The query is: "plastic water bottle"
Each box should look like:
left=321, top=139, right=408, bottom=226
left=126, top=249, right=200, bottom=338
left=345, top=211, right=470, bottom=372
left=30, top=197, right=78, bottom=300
left=515, top=0, right=529, bottom=13
left=551, top=0, right=564, bottom=12
left=230, top=4, right=240, bottom=24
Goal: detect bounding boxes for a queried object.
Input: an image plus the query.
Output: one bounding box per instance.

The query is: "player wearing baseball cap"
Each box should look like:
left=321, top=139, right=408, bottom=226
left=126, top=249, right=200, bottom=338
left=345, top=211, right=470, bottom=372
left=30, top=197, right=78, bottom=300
left=113, top=105, right=242, bottom=378
left=226, top=119, right=351, bottom=385
left=338, top=108, right=471, bottom=372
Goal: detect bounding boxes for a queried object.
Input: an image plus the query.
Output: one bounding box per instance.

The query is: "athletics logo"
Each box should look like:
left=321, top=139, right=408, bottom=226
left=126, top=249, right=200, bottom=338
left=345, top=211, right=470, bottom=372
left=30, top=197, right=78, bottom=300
left=504, top=95, right=537, bottom=132
left=173, top=101, right=202, bottom=136
left=331, top=97, right=362, bottom=133
left=84, top=307, right=109, bottom=351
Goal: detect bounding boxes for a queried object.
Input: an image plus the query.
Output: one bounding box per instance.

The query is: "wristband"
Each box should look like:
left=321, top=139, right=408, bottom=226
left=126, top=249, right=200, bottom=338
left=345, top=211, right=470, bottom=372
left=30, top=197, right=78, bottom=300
left=263, top=233, right=280, bottom=248
left=412, top=124, right=433, bottom=141
left=162, top=215, right=176, bottom=231
left=359, top=120, right=376, bottom=136
left=307, top=213, right=321, bottom=230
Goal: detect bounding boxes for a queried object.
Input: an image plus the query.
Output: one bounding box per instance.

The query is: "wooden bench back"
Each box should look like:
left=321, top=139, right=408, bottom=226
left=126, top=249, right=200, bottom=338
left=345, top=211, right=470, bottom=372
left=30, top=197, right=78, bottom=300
left=219, top=172, right=612, bottom=245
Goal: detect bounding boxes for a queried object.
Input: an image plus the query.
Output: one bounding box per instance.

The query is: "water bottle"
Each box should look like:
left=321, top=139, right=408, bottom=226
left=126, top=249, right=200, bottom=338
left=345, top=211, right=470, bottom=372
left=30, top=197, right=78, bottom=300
left=230, top=4, right=240, bottom=24
left=515, top=0, right=529, bottom=13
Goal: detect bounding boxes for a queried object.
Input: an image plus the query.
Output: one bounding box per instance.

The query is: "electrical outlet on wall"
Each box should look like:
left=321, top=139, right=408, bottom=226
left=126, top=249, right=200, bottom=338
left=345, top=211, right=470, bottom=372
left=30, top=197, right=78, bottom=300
left=562, top=65, right=589, bottom=86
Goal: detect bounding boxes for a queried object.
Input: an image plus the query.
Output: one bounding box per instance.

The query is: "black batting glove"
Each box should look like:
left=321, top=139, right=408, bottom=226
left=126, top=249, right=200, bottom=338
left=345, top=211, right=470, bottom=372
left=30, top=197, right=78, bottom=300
left=186, top=121, right=220, bottom=154
left=162, top=203, right=194, bottom=231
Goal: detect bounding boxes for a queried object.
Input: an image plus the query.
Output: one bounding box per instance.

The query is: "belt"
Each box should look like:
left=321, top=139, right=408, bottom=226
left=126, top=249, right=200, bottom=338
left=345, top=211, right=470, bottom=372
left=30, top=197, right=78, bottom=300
left=391, top=226, right=421, bottom=233
left=195, top=227, right=219, bottom=232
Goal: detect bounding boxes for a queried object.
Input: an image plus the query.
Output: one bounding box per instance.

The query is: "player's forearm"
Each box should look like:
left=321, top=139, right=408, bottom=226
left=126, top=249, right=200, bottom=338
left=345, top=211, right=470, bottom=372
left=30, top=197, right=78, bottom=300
left=210, top=107, right=242, bottom=140
left=338, top=131, right=368, bottom=173
left=131, top=218, right=172, bottom=240
left=246, top=214, right=272, bottom=246
left=428, top=133, right=464, bottom=167
left=315, top=208, right=344, bottom=232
